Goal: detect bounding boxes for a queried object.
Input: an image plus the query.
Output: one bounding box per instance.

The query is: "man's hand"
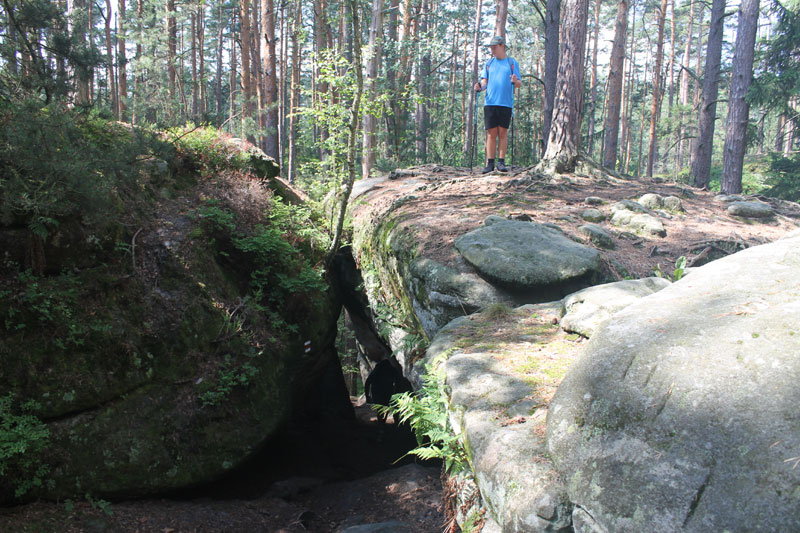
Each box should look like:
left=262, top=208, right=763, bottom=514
left=511, top=74, right=521, bottom=88
left=474, top=81, right=482, bottom=92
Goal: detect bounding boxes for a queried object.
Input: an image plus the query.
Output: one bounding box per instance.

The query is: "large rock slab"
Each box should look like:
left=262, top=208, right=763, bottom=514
left=454, top=217, right=606, bottom=297
left=408, top=257, right=512, bottom=339
left=423, top=303, right=575, bottom=532
left=560, top=277, right=671, bottom=337
left=547, top=233, right=800, bottom=532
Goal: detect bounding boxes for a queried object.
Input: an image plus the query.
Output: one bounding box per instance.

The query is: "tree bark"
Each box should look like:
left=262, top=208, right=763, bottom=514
left=215, top=3, right=225, bottom=121
left=197, top=5, right=205, bottom=116
left=191, top=11, right=198, bottom=118
left=464, top=0, right=484, bottom=160
left=117, top=0, right=128, bottom=119
left=132, top=0, right=143, bottom=122
left=240, top=0, right=254, bottom=140
left=494, top=0, right=509, bottom=37
left=311, top=0, right=329, bottom=155
left=103, top=0, right=119, bottom=116
left=602, top=0, right=628, bottom=169
left=689, top=0, right=724, bottom=189
left=784, top=106, right=796, bottom=155
left=721, top=0, right=760, bottom=194
left=229, top=11, right=238, bottom=134
left=72, top=0, right=91, bottom=105
left=262, top=0, right=279, bottom=158
left=645, top=0, right=668, bottom=177
left=542, top=0, right=560, bottom=155
left=167, top=0, right=177, bottom=105
left=287, top=0, right=302, bottom=181
left=677, top=0, right=694, bottom=168
left=415, top=0, right=430, bottom=163
left=362, top=0, right=384, bottom=179
left=540, top=0, right=589, bottom=173
left=621, top=0, right=636, bottom=173
left=385, top=0, right=400, bottom=160
left=586, top=0, right=601, bottom=157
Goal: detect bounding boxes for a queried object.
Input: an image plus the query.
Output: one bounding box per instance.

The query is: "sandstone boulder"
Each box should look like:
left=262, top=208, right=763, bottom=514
left=560, top=277, right=671, bottom=337
left=547, top=234, right=800, bottom=532
left=454, top=218, right=607, bottom=297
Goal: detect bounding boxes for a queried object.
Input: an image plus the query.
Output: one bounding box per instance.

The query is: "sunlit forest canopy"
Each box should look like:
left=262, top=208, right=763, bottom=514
left=0, top=0, right=799, bottom=198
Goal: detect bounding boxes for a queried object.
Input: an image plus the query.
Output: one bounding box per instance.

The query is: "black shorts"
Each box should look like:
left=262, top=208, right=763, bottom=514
left=484, top=105, right=512, bottom=130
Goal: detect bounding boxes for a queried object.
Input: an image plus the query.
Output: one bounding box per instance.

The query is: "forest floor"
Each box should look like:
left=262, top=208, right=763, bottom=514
left=3, top=162, right=800, bottom=533
left=0, top=400, right=446, bottom=533
left=353, top=162, right=800, bottom=278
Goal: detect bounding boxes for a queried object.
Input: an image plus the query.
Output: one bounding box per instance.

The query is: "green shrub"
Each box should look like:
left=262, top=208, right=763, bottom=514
left=166, top=125, right=250, bottom=176
left=0, top=394, right=51, bottom=498
left=762, top=153, right=800, bottom=201
left=0, top=100, right=165, bottom=239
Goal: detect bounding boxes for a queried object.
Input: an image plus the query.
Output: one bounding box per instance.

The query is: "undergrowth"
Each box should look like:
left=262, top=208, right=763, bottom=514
left=378, top=355, right=468, bottom=475
left=0, top=394, right=51, bottom=498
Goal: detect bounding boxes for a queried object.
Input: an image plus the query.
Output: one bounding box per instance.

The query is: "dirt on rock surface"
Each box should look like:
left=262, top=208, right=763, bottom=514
left=353, top=163, right=800, bottom=279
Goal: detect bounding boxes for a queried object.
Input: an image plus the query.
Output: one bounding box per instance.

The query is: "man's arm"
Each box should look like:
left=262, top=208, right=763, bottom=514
left=511, top=59, right=522, bottom=89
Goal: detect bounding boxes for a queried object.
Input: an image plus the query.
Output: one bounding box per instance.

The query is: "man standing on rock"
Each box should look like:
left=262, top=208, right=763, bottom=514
left=474, top=36, right=522, bottom=174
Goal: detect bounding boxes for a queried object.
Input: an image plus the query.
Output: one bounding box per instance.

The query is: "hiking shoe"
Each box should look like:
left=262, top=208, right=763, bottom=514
left=482, top=163, right=494, bottom=174
left=496, top=161, right=509, bottom=172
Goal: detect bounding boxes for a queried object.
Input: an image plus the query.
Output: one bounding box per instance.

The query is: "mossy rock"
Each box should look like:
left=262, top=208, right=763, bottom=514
left=0, top=129, right=338, bottom=503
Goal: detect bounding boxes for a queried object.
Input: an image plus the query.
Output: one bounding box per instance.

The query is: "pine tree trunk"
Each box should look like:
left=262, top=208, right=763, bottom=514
left=665, top=0, right=676, bottom=170
left=4, top=6, right=18, bottom=74
left=776, top=114, right=786, bottom=152
left=540, top=0, right=590, bottom=173
left=288, top=0, right=302, bottom=181
left=621, top=0, right=636, bottom=173
left=280, top=0, right=289, bottom=165
left=167, top=0, right=177, bottom=105
left=197, top=6, right=205, bottom=116
left=415, top=0, right=430, bottom=163
left=689, top=0, right=723, bottom=189
left=542, top=0, right=560, bottom=155
left=117, top=0, right=128, bottom=119
left=240, top=0, right=254, bottom=141
left=132, top=0, right=143, bottom=123
left=314, top=0, right=330, bottom=158
left=262, top=0, right=279, bottom=159
left=720, top=0, right=759, bottom=194
left=215, top=3, right=224, bottom=120
left=784, top=109, right=796, bottom=155
left=693, top=10, right=704, bottom=109
left=464, top=0, right=483, bottom=160
left=229, top=12, right=238, bottom=134
left=677, top=0, right=694, bottom=168
left=494, top=0, right=509, bottom=37
left=362, top=0, right=384, bottom=179
left=587, top=0, right=601, bottom=157
left=72, top=0, right=91, bottom=105
left=637, top=61, right=649, bottom=176
left=385, top=0, right=399, bottom=161
left=104, top=0, right=118, bottom=117
left=602, top=0, right=628, bottom=169
left=646, top=0, right=668, bottom=177
left=191, top=12, right=198, bottom=118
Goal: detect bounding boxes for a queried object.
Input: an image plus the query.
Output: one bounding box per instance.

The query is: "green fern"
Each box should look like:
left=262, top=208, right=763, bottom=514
left=379, top=356, right=468, bottom=474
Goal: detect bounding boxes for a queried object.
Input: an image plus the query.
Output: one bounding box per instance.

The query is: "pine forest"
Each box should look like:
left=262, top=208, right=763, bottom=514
left=1, top=0, right=799, bottom=197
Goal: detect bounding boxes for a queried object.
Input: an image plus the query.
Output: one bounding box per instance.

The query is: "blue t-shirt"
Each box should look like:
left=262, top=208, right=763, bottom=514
left=481, top=57, right=520, bottom=108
